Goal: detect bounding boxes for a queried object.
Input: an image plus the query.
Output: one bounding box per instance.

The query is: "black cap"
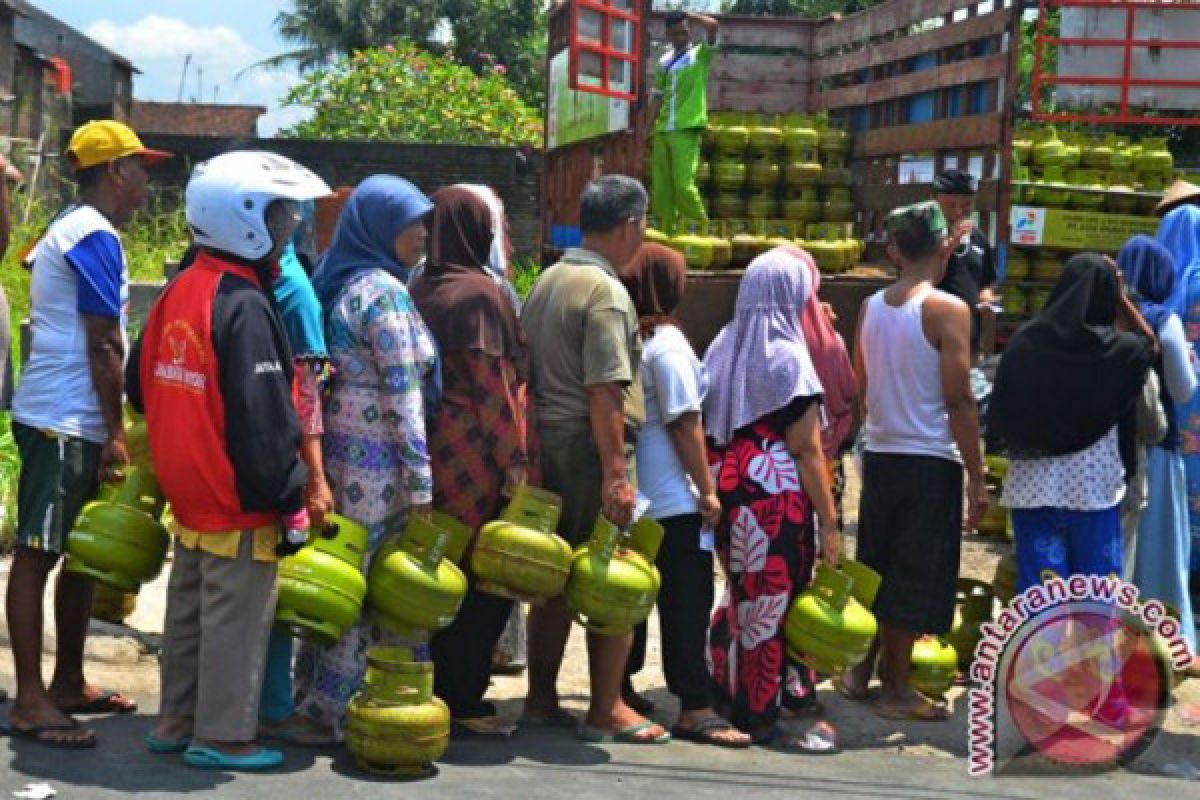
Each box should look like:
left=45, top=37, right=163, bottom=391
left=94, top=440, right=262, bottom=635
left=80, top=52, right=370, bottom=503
left=934, top=169, right=978, bottom=195
left=665, top=11, right=686, bottom=27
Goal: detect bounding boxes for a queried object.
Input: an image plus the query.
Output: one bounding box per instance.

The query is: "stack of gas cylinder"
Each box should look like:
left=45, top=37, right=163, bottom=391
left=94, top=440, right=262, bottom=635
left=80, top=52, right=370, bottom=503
left=646, top=111, right=864, bottom=273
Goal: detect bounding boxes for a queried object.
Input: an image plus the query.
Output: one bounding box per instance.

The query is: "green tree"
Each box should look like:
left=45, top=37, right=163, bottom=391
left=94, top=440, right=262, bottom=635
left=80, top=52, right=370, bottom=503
left=263, top=0, right=446, bottom=70
left=263, top=0, right=546, bottom=106
left=447, top=0, right=546, bottom=107
left=281, top=42, right=543, bottom=146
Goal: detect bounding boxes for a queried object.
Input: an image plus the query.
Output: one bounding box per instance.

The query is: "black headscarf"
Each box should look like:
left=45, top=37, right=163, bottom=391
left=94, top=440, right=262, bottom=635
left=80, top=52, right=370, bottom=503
left=987, top=253, right=1153, bottom=471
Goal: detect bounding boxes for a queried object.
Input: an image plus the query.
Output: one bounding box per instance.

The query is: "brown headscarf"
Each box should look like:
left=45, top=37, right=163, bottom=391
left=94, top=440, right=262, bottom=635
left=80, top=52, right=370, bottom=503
left=409, top=185, right=526, bottom=373
left=621, top=243, right=687, bottom=336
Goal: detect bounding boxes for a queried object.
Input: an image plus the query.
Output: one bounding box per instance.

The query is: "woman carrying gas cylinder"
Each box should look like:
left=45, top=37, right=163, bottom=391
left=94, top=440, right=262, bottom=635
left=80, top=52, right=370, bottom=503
left=293, top=176, right=440, bottom=738
left=409, top=184, right=531, bottom=738
left=701, top=246, right=843, bottom=753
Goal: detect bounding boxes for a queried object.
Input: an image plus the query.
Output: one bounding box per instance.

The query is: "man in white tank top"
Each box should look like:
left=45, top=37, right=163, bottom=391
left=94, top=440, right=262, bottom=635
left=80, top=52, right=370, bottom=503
left=838, top=202, right=988, bottom=721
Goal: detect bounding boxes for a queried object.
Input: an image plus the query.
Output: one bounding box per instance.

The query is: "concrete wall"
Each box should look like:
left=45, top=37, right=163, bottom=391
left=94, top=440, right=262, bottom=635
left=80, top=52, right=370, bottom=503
left=138, top=134, right=543, bottom=258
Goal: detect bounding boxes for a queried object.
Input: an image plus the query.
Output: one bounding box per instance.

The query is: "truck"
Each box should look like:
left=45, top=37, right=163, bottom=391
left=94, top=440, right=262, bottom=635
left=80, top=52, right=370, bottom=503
left=540, top=0, right=1200, bottom=352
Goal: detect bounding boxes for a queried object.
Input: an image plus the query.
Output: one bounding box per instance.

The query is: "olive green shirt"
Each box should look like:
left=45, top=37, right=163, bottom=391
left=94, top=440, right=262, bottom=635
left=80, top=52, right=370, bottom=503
left=521, top=248, right=645, bottom=433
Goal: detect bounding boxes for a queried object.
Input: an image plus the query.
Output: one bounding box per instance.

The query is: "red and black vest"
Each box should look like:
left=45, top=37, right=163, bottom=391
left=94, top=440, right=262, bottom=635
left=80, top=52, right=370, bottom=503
left=139, top=251, right=285, bottom=532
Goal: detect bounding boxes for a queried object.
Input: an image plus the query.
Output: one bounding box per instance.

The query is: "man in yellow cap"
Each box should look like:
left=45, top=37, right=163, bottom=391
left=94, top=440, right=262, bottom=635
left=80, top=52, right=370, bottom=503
left=5, top=120, right=169, bottom=749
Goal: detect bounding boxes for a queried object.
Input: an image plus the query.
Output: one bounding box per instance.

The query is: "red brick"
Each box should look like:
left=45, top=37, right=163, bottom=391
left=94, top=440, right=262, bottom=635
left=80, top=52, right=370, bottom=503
left=132, top=101, right=264, bottom=137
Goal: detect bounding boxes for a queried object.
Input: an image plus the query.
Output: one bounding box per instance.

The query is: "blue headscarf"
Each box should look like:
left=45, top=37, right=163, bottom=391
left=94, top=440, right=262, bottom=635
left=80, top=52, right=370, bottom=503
left=273, top=200, right=326, bottom=359
left=1159, top=205, right=1200, bottom=316
left=310, top=175, right=433, bottom=308
left=1118, top=234, right=1177, bottom=333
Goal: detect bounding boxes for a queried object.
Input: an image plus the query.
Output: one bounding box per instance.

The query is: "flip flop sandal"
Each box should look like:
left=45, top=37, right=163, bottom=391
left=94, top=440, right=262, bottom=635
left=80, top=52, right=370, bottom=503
left=145, top=731, right=193, bottom=754
left=57, top=689, right=137, bottom=715
left=452, top=716, right=517, bottom=739
left=577, top=720, right=671, bottom=745
left=872, top=697, right=949, bottom=722
left=757, top=723, right=841, bottom=756
left=490, top=662, right=527, bottom=676
left=258, top=717, right=336, bottom=747
left=670, top=717, right=752, bottom=749
left=518, top=708, right=578, bottom=729
left=832, top=673, right=873, bottom=705
left=182, top=744, right=284, bottom=771
left=2, top=719, right=96, bottom=750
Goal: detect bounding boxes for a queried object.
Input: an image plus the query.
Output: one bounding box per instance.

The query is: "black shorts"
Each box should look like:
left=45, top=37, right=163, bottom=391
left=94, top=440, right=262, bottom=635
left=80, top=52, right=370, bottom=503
left=856, top=451, right=963, bottom=635
left=13, top=421, right=101, bottom=556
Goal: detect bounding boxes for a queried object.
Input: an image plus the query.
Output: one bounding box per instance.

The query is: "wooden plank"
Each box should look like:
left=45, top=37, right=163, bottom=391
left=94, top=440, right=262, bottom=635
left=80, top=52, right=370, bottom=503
left=712, top=81, right=811, bottom=114
left=851, top=112, right=1006, bottom=158
left=711, top=53, right=810, bottom=84
left=646, top=13, right=814, bottom=51
left=814, top=52, right=1008, bottom=110
left=851, top=180, right=1000, bottom=211
left=812, top=11, right=1010, bottom=81
left=814, top=0, right=980, bottom=52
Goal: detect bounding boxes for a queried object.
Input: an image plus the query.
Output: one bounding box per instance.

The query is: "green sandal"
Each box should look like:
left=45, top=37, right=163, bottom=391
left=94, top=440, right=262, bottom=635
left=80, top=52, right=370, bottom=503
left=182, top=744, right=284, bottom=771
left=577, top=720, right=670, bottom=744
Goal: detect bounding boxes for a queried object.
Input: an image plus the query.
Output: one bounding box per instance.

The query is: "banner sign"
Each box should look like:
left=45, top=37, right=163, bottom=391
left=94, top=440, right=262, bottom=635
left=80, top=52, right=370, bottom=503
left=547, top=49, right=630, bottom=150
left=1010, top=205, right=1158, bottom=251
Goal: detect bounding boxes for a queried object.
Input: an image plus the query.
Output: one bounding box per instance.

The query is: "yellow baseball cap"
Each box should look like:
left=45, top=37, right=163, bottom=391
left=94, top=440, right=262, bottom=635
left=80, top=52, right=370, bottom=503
left=66, top=119, right=172, bottom=170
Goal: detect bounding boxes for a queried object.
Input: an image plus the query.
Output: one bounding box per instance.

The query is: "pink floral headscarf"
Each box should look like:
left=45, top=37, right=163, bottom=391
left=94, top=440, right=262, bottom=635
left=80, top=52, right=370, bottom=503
left=703, top=247, right=827, bottom=447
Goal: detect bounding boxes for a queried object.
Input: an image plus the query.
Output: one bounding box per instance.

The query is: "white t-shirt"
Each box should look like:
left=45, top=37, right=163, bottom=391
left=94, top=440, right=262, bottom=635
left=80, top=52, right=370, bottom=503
left=12, top=204, right=128, bottom=443
left=635, top=325, right=709, bottom=520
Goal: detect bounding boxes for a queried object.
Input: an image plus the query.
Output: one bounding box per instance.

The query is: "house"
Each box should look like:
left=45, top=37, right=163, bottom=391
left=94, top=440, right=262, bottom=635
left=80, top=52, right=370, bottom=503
left=12, top=0, right=136, bottom=128
left=132, top=101, right=266, bottom=138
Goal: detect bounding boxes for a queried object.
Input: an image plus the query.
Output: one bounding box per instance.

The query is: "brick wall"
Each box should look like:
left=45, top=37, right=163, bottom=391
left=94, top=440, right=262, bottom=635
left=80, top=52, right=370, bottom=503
left=138, top=134, right=543, bottom=258
left=132, top=102, right=264, bottom=137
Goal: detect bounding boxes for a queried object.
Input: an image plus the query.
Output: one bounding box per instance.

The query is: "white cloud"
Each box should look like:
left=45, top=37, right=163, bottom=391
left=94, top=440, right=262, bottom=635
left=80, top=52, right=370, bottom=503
left=86, top=15, right=258, bottom=70
left=85, top=15, right=302, bottom=135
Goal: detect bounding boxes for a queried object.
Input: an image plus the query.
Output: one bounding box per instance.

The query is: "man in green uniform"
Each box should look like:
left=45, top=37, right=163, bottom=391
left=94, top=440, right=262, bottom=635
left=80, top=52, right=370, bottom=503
left=649, top=11, right=718, bottom=235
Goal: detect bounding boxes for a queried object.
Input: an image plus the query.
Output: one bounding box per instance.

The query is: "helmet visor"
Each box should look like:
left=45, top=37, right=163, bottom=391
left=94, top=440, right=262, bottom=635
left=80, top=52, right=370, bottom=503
left=265, top=198, right=303, bottom=251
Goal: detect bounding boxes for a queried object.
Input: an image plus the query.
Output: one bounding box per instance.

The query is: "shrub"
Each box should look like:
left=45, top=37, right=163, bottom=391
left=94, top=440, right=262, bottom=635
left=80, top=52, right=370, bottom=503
left=282, top=42, right=544, bottom=147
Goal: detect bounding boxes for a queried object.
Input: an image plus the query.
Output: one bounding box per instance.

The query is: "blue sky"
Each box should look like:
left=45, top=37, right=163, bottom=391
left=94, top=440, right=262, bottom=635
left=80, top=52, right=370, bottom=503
left=32, top=1, right=304, bottom=134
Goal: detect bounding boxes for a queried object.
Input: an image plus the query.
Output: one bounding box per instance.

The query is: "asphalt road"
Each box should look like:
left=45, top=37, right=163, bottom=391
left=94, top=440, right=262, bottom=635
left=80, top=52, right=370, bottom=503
left=0, top=698, right=1190, bottom=800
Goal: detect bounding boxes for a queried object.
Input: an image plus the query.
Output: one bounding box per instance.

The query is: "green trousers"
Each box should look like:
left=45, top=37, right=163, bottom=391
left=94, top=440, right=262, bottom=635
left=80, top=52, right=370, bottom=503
left=650, top=129, right=707, bottom=235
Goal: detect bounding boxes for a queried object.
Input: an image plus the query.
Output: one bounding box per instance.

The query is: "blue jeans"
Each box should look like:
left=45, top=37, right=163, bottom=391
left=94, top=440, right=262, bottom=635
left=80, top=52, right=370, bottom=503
left=1012, top=506, right=1123, bottom=592
left=259, top=629, right=295, bottom=722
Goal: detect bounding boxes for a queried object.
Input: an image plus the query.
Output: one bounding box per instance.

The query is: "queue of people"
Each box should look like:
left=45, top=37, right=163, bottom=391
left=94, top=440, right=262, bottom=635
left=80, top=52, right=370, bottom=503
left=3, top=117, right=1199, bottom=768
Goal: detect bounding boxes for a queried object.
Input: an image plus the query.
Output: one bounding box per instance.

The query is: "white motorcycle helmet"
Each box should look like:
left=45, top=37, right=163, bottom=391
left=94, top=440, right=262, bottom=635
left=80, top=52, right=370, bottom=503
left=185, top=151, right=331, bottom=262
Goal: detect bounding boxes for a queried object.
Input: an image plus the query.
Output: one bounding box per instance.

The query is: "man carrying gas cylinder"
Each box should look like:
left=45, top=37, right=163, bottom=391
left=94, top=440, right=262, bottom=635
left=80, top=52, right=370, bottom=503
left=127, top=151, right=330, bottom=771
left=648, top=10, right=719, bottom=235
